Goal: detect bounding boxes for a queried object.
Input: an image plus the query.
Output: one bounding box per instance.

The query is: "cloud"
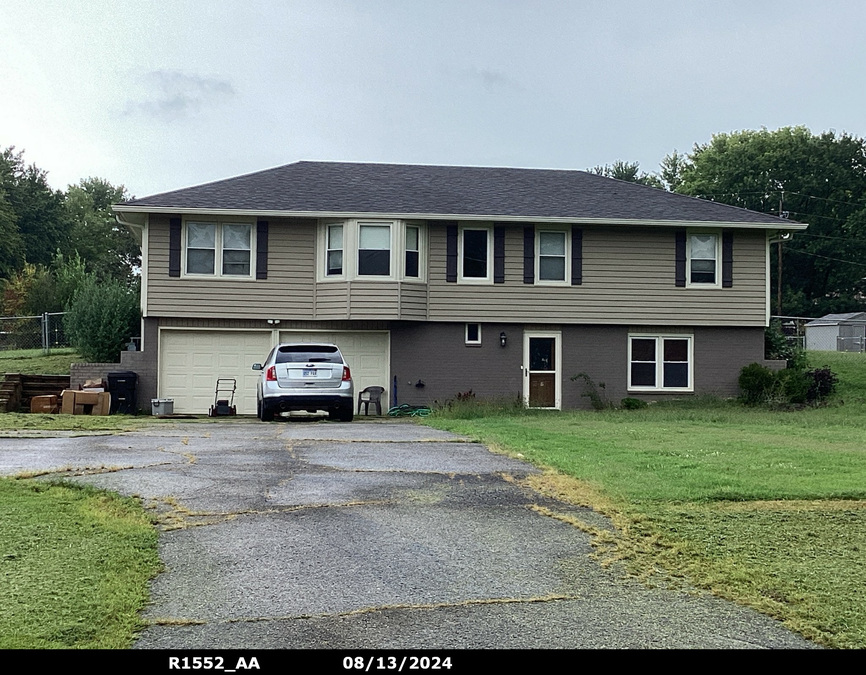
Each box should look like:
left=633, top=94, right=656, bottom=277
left=463, top=66, right=522, bottom=92
left=124, top=71, right=235, bottom=120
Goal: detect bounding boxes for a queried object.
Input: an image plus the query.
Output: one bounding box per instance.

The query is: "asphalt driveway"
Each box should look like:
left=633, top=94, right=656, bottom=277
left=0, top=419, right=817, bottom=649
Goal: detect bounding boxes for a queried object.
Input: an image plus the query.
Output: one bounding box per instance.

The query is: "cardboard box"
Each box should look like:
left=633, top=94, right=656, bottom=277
left=30, top=395, right=59, bottom=414
left=75, top=391, right=100, bottom=406
left=59, top=389, right=111, bottom=416
left=91, top=392, right=111, bottom=416
left=61, top=389, right=76, bottom=414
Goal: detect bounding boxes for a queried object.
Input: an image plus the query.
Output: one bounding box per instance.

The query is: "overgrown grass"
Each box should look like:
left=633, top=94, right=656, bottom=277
left=425, top=351, right=866, bottom=648
left=0, top=413, right=147, bottom=432
left=0, top=348, right=82, bottom=375
left=0, top=478, right=161, bottom=648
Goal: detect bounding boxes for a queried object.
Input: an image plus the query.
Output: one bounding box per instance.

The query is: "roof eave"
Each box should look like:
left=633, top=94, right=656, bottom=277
left=111, top=205, right=805, bottom=230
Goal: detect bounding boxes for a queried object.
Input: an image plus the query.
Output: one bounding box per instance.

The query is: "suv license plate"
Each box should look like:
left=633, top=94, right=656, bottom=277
left=302, top=369, right=317, bottom=377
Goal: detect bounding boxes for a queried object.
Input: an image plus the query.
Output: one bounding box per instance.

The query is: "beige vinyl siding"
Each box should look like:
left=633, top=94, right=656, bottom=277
left=145, top=215, right=768, bottom=326
left=347, top=281, right=400, bottom=318
left=428, top=224, right=767, bottom=326
left=146, top=215, right=316, bottom=319
left=399, top=284, right=428, bottom=319
left=314, top=282, right=349, bottom=319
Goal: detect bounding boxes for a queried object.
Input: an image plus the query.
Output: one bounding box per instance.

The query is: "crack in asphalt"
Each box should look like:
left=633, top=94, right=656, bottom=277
left=148, top=593, right=580, bottom=626
left=150, top=498, right=393, bottom=531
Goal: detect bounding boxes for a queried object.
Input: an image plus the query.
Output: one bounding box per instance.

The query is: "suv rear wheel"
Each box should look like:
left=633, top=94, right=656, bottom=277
left=259, top=400, right=275, bottom=422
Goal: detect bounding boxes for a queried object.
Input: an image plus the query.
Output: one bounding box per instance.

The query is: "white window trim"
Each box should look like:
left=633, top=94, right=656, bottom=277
left=182, top=218, right=256, bottom=279
left=535, top=227, right=571, bottom=286
left=686, top=230, right=722, bottom=288
left=317, top=219, right=426, bottom=282
left=628, top=333, right=694, bottom=392
left=457, top=223, right=493, bottom=284
left=465, top=323, right=482, bottom=346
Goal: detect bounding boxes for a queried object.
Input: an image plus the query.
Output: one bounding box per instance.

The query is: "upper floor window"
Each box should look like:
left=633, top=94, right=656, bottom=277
left=459, top=226, right=491, bottom=282
left=326, top=224, right=343, bottom=276
left=358, top=223, right=391, bottom=276
left=536, top=230, right=569, bottom=284
left=185, top=221, right=253, bottom=277
left=688, top=233, right=719, bottom=285
left=405, top=225, right=420, bottom=278
left=318, top=220, right=425, bottom=281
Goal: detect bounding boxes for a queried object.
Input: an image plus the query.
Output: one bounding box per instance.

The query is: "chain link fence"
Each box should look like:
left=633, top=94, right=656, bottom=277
left=0, top=313, right=70, bottom=353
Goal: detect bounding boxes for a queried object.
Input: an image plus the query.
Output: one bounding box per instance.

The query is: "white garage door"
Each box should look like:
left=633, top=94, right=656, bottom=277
left=159, top=330, right=273, bottom=415
left=279, top=331, right=390, bottom=409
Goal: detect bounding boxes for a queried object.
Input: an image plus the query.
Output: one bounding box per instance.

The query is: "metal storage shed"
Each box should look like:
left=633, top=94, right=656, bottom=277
left=805, top=313, right=866, bottom=352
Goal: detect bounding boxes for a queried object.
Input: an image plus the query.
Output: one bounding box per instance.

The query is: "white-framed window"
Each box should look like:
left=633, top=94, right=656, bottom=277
left=688, top=232, right=720, bottom=286
left=628, top=334, right=693, bottom=391
left=458, top=225, right=492, bottom=283
left=465, top=323, right=481, bottom=345
left=536, top=229, right=570, bottom=284
left=318, top=219, right=425, bottom=281
left=326, top=223, right=343, bottom=276
left=358, top=222, right=392, bottom=276
left=405, top=224, right=420, bottom=278
left=184, top=220, right=254, bottom=278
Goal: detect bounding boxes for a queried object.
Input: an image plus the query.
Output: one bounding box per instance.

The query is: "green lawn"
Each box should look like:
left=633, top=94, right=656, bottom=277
left=426, top=352, right=866, bottom=649
left=0, top=348, right=83, bottom=375
left=0, top=478, right=161, bottom=648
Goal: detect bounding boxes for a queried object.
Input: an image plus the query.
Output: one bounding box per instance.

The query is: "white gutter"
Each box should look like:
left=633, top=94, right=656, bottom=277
left=114, top=211, right=146, bottom=244
left=111, top=205, right=806, bottom=231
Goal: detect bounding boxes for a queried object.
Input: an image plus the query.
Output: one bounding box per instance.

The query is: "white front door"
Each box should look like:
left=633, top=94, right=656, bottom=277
left=523, top=331, right=562, bottom=409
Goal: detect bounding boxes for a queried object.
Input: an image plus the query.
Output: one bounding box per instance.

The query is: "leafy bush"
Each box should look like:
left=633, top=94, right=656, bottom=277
left=64, top=277, right=139, bottom=362
left=739, top=363, right=777, bottom=405
left=764, top=320, right=808, bottom=370
left=807, top=366, right=839, bottom=402
left=620, top=397, right=648, bottom=410
left=739, top=362, right=839, bottom=406
left=777, top=368, right=811, bottom=404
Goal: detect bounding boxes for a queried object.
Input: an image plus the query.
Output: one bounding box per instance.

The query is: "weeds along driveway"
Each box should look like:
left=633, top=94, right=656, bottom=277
left=0, top=419, right=817, bottom=649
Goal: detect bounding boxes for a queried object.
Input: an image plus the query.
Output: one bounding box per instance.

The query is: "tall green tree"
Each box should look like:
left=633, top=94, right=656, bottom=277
left=0, top=186, right=24, bottom=280
left=65, top=178, right=139, bottom=282
left=675, top=127, right=866, bottom=316
left=590, top=160, right=664, bottom=188
left=0, top=147, right=69, bottom=268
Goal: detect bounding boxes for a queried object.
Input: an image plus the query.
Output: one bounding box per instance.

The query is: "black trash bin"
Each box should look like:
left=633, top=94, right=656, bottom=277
left=108, top=371, right=138, bottom=414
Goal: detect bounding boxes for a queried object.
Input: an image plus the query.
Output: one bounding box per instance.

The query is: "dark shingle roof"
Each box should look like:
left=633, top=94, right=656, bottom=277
left=118, top=161, right=796, bottom=225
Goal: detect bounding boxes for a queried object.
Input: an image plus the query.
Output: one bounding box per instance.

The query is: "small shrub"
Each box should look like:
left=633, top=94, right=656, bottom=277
left=778, top=368, right=811, bottom=404
left=620, top=397, right=648, bottom=410
left=455, top=390, right=475, bottom=402
left=571, top=372, right=612, bottom=410
left=807, top=366, right=839, bottom=403
left=738, top=363, right=777, bottom=405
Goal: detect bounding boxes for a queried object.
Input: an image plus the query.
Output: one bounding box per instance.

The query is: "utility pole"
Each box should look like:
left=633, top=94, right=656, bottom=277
left=777, top=191, right=784, bottom=316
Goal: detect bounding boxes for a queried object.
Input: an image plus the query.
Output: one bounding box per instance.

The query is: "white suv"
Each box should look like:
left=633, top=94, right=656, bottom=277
left=253, top=343, right=354, bottom=422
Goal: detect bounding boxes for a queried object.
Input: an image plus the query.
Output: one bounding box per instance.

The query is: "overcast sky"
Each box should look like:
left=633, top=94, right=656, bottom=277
left=2, top=1, right=864, bottom=199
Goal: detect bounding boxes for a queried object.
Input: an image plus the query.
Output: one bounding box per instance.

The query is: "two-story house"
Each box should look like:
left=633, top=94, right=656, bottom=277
left=113, top=161, right=803, bottom=415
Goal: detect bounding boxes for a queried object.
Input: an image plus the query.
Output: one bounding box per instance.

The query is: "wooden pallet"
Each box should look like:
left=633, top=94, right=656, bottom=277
left=0, top=373, right=70, bottom=412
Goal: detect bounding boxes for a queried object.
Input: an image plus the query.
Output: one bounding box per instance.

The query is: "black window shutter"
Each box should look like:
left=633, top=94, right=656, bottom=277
left=256, top=220, right=269, bottom=279
left=722, top=231, right=733, bottom=287
left=169, top=217, right=181, bottom=277
left=523, top=225, right=535, bottom=284
left=571, top=226, right=583, bottom=285
left=675, top=230, right=686, bottom=287
left=446, top=222, right=458, bottom=282
left=493, top=224, right=505, bottom=283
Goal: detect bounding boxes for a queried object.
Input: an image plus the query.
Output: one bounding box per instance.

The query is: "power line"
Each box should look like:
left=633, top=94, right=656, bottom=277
left=785, top=248, right=866, bottom=268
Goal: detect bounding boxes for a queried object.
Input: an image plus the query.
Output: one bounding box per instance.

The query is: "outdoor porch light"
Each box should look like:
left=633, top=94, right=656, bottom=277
left=499, top=332, right=507, bottom=348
